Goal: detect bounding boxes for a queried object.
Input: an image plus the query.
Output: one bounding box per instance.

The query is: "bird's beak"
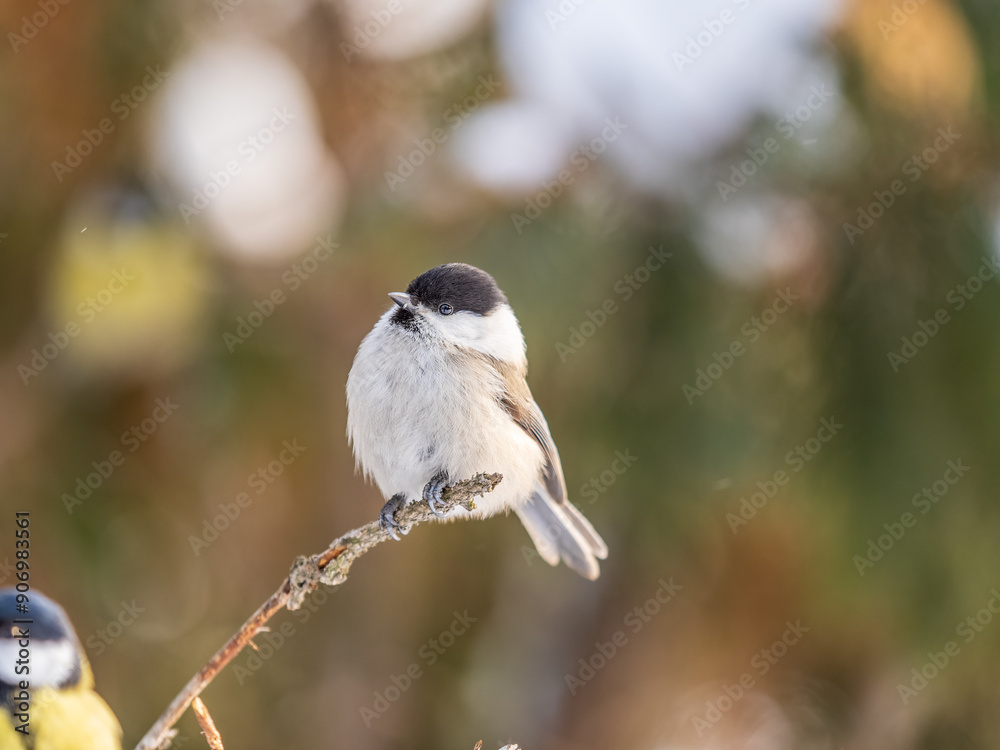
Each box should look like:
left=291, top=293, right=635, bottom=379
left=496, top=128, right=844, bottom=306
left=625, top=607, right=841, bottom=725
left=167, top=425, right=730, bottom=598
left=388, top=292, right=417, bottom=313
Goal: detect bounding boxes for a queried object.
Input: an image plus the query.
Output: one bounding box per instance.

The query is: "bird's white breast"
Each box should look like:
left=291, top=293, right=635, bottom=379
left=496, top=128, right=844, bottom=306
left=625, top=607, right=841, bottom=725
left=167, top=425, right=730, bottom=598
left=346, top=310, right=543, bottom=518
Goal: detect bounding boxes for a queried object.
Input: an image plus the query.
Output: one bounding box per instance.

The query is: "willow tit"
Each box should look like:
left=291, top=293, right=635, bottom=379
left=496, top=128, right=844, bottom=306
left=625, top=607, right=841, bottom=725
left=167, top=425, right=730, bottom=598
left=346, top=263, right=608, bottom=579
left=0, top=589, right=122, bottom=749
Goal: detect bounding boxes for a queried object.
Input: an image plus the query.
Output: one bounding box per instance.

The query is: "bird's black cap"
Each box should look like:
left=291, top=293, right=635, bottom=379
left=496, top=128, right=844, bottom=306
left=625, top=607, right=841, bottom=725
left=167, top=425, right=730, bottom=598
left=406, top=263, right=507, bottom=315
left=0, top=589, right=84, bottom=693
left=0, top=588, right=76, bottom=643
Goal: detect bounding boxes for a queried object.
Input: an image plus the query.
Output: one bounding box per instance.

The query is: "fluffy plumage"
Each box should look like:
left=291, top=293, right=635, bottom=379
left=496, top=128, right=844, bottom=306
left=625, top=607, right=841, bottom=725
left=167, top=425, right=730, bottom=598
left=346, top=263, right=608, bottom=578
left=0, top=590, right=121, bottom=750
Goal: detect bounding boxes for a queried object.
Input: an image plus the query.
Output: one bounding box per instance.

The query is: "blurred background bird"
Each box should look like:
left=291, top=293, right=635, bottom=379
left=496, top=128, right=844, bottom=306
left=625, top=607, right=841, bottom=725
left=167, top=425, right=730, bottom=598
left=0, top=589, right=121, bottom=750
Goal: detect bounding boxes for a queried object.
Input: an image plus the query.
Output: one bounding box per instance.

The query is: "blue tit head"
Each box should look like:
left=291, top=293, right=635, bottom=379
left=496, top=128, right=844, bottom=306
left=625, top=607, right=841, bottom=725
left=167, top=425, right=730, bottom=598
left=0, top=589, right=84, bottom=694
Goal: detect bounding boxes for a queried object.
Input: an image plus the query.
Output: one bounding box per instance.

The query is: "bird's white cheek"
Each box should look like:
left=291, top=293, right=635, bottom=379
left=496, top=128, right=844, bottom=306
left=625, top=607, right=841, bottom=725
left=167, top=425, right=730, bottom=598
left=0, top=639, right=78, bottom=687
left=480, top=308, right=526, bottom=362
left=435, top=306, right=526, bottom=363
left=0, top=640, right=28, bottom=684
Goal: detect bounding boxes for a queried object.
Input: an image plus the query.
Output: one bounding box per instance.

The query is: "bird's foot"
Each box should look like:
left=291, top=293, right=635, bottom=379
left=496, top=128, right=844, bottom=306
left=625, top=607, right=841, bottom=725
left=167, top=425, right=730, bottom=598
left=422, top=471, right=450, bottom=516
left=378, top=493, right=410, bottom=540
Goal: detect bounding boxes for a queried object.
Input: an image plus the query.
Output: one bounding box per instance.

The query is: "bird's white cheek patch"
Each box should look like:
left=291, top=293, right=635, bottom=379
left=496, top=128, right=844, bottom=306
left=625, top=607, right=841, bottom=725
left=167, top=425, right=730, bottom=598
left=0, top=639, right=78, bottom=687
left=0, top=640, right=26, bottom=684
left=435, top=306, right=525, bottom=363
left=480, top=306, right=527, bottom=362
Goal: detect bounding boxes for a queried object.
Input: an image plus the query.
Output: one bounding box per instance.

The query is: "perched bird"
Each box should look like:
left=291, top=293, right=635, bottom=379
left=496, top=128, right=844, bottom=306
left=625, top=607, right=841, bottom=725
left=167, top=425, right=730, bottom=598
left=0, top=589, right=121, bottom=750
left=347, top=263, right=608, bottom=578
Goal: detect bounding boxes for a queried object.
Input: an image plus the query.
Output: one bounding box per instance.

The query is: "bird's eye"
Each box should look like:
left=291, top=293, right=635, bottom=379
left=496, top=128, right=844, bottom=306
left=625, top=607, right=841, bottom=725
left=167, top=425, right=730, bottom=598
left=438, top=303, right=454, bottom=315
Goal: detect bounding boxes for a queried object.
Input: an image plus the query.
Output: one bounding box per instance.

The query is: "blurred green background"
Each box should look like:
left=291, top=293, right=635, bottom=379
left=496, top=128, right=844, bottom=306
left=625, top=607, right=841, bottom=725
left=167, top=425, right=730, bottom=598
left=3, top=0, right=1000, bottom=747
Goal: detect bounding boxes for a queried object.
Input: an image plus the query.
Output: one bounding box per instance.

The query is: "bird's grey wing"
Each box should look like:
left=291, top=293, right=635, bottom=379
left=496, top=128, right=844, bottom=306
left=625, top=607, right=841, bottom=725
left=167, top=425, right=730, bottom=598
left=494, top=360, right=567, bottom=503
left=493, top=360, right=609, bottom=576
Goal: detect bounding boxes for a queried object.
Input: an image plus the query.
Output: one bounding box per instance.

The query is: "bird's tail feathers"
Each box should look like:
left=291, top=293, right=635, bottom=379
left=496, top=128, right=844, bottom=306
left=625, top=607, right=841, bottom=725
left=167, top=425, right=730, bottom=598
left=514, top=488, right=608, bottom=580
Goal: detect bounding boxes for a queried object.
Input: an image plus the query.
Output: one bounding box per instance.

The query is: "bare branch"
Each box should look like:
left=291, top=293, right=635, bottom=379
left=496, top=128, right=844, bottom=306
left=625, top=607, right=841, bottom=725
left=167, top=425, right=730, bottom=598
left=134, top=473, right=503, bottom=750
left=191, top=698, right=224, bottom=750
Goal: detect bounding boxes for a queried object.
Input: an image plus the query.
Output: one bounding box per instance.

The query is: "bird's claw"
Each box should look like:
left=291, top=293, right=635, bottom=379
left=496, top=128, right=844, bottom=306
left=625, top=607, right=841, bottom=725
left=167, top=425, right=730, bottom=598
left=378, top=494, right=409, bottom=540
left=423, top=472, right=449, bottom=517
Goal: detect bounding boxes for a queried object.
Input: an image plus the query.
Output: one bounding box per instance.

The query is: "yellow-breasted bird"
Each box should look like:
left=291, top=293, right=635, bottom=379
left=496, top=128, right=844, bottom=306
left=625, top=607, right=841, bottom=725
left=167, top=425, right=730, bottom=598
left=0, top=589, right=121, bottom=750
